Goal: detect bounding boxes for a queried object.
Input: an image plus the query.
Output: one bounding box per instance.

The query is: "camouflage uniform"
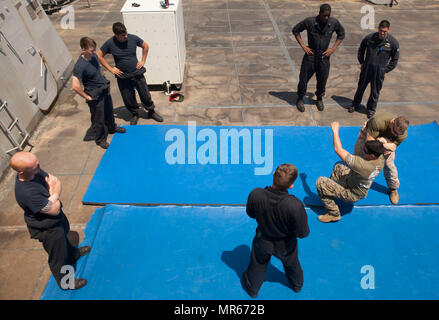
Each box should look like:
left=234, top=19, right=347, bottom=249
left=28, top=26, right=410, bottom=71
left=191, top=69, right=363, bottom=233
left=354, top=113, right=406, bottom=190
left=316, top=163, right=362, bottom=217
left=316, top=150, right=384, bottom=217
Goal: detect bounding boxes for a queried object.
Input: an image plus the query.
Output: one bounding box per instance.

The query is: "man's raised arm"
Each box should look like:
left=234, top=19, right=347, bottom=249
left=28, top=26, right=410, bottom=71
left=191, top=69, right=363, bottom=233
left=331, top=121, right=349, bottom=162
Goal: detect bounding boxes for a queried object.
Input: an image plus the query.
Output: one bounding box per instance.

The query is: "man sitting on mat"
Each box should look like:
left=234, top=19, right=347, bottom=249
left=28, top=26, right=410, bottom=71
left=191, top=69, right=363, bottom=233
left=316, top=122, right=386, bottom=223
left=242, top=164, right=310, bottom=298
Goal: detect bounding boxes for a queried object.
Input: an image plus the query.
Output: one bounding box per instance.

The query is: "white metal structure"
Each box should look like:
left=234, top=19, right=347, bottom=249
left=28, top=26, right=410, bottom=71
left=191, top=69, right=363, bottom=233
left=121, top=0, right=186, bottom=86
left=0, top=0, right=73, bottom=173
left=0, top=0, right=73, bottom=112
left=367, top=0, right=395, bottom=5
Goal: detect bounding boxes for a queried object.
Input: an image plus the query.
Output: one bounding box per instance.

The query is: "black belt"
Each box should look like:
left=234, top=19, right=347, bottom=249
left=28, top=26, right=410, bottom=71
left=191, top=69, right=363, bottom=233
left=116, top=67, right=146, bottom=80
left=85, top=81, right=110, bottom=99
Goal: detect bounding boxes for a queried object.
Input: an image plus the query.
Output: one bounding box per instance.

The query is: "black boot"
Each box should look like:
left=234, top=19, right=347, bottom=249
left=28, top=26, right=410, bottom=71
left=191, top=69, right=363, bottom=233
left=130, top=115, right=139, bottom=125
left=296, top=98, right=305, bottom=112
left=348, top=103, right=358, bottom=113
left=148, top=111, right=163, bottom=122
left=316, top=98, right=325, bottom=111
left=241, top=271, right=257, bottom=298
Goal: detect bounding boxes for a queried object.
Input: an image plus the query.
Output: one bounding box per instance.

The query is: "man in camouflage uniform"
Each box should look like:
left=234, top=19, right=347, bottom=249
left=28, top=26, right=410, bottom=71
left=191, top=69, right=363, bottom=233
left=353, top=112, right=409, bottom=205
left=316, top=122, right=386, bottom=223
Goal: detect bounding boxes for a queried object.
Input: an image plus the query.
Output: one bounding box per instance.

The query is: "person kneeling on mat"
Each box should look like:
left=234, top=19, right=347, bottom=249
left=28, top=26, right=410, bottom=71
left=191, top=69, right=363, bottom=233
left=242, top=164, right=310, bottom=298
left=11, top=152, right=91, bottom=290
left=316, top=122, right=386, bottom=223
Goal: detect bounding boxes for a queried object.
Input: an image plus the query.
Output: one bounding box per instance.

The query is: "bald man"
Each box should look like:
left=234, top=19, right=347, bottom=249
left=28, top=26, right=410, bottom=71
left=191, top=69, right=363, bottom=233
left=11, top=152, right=90, bottom=290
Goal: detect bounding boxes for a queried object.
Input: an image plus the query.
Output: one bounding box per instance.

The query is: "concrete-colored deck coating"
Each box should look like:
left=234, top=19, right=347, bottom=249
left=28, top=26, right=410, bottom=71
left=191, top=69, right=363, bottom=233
left=0, top=0, right=438, bottom=299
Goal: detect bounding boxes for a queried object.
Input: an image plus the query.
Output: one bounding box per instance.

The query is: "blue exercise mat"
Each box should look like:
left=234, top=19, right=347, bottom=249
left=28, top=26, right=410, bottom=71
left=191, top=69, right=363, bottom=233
left=82, top=122, right=439, bottom=206
left=41, top=204, right=439, bottom=300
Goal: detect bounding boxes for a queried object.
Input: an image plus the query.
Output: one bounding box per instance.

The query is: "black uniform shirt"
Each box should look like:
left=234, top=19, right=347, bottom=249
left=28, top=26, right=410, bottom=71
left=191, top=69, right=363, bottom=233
left=14, top=169, right=62, bottom=229
left=246, top=187, right=310, bottom=241
left=73, top=54, right=107, bottom=91
left=358, top=32, right=399, bottom=73
left=100, top=34, right=144, bottom=73
left=292, top=16, right=345, bottom=52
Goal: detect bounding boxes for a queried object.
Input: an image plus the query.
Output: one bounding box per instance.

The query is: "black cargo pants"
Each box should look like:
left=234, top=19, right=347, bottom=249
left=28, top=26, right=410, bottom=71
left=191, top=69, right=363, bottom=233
left=86, top=89, right=117, bottom=145
left=353, top=64, right=385, bottom=115
left=27, top=211, right=80, bottom=289
left=116, top=75, right=155, bottom=117
left=243, top=232, right=303, bottom=296
left=297, top=53, right=330, bottom=100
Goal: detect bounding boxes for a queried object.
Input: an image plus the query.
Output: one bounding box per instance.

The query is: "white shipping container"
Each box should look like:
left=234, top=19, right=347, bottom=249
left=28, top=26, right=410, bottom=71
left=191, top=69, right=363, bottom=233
left=121, top=0, right=186, bottom=87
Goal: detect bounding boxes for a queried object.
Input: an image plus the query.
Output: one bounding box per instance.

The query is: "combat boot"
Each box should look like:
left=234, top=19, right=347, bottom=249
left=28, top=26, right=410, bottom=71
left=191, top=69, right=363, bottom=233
left=241, top=271, right=257, bottom=298
left=130, top=115, right=139, bottom=125
left=348, top=103, right=358, bottom=113
left=318, top=213, right=341, bottom=223
left=296, top=98, right=305, bottom=112
left=389, top=189, right=399, bottom=205
left=316, top=98, right=325, bottom=111
left=149, top=110, right=164, bottom=122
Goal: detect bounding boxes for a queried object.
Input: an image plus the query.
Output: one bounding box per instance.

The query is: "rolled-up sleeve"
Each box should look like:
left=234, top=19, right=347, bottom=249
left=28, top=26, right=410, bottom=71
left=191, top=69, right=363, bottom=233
left=335, top=20, right=345, bottom=41
left=292, top=19, right=307, bottom=36
left=345, top=153, right=355, bottom=168
left=365, top=117, right=380, bottom=138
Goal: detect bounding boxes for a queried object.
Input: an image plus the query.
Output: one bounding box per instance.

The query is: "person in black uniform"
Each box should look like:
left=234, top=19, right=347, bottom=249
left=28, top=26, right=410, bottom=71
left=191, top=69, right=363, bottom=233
left=98, top=22, right=163, bottom=126
left=241, top=164, right=310, bottom=298
left=11, top=152, right=91, bottom=290
left=349, top=20, right=399, bottom=118
left=292, top=4, right=345, bottom=112
left=72, top=37, right=126, bottom=149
